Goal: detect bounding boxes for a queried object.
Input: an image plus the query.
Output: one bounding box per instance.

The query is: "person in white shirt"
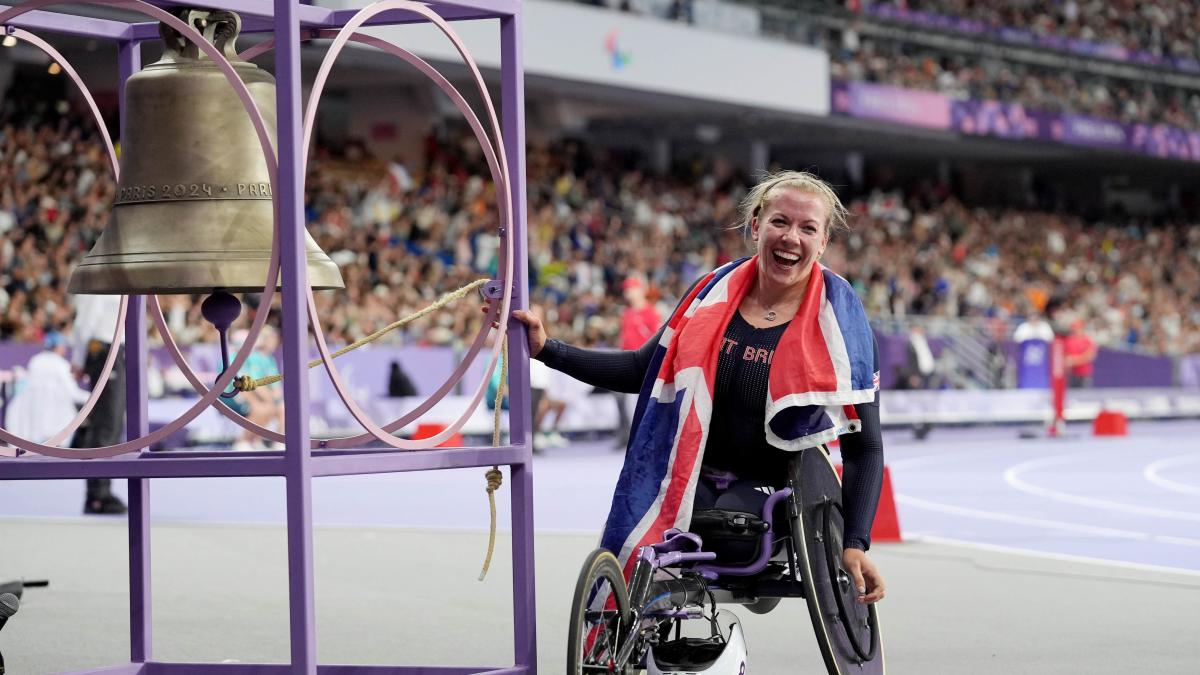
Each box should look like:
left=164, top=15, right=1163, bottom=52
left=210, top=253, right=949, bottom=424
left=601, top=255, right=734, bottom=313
left=901, top=324, right=936, bottom=440
left=527, top=305, right=569, bottom=451
left=6, top=332, right=90, bottom=447
left=1013, top=312, right=1055, bottom=344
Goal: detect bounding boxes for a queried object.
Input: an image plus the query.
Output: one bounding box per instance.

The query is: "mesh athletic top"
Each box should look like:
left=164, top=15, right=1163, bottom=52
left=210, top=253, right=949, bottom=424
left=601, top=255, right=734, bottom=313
left=537, top=310, right=885, bottom=551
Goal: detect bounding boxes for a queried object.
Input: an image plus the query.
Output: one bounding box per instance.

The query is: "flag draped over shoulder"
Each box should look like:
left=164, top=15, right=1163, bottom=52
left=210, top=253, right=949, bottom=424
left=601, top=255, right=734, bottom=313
left=600, top=256, right=878, bottom=572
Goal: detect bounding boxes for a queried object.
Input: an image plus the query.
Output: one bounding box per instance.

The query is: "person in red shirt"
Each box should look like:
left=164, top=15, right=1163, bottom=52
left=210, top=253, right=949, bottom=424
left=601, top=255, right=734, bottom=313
left=1063, top=319, right=1098, bottom=388
left=603, top=276, right=661, bottom=448
left=620, top=277, right=660, bottom=350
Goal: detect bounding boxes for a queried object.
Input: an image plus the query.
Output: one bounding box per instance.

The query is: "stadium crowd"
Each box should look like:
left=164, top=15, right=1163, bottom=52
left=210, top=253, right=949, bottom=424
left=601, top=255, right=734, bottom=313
left=571, top=0, right=1200, bottom=133
left=1, top=109, right=1198, bottom=370
left=861, top=0, right=1200, bottom=65
left=828, top=31, right=1200, bottom=131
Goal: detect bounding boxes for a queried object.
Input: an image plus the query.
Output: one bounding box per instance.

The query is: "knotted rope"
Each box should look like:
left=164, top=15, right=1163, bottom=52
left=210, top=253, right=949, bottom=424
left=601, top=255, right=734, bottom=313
left=479, top=334, right=508, bottom=581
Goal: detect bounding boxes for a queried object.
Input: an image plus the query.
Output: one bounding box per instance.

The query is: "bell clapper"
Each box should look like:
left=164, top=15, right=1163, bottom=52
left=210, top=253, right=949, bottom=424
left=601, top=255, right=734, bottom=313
left=199, top=290, right=243, bottom=399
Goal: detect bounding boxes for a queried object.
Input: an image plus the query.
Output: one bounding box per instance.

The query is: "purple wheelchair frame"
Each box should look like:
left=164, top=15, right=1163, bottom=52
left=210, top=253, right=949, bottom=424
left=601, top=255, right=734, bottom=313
left=642, top=487, right=793, bottom=579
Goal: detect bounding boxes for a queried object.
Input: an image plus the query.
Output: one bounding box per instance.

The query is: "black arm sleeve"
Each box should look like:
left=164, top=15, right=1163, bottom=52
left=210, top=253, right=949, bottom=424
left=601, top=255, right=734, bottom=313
left=534, top=324, right=664, bottom=394
left=839, top=337, right=885, bottom=552
left=534, top=277, right=705, bottom=393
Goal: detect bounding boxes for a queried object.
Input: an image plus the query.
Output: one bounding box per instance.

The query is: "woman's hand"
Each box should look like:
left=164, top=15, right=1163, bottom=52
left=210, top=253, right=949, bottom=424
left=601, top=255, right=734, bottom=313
left=842, top=548, right=885, bottom=604
left=482, top=303, right=548, bottom=358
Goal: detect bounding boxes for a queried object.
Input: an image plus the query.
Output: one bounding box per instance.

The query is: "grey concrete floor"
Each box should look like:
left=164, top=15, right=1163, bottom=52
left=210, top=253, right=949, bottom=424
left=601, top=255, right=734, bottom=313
left=1, top=518, right=1198, bottom=674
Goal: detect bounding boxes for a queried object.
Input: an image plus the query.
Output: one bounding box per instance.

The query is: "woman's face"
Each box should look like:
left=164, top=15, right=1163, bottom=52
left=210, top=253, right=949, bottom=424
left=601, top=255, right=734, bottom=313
left=750, top=187, right=829, bottom=291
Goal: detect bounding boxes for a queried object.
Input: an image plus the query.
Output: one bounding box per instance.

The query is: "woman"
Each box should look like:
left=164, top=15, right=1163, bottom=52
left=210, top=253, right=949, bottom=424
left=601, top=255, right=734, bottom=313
left=496, top=171, right=885, bottom=604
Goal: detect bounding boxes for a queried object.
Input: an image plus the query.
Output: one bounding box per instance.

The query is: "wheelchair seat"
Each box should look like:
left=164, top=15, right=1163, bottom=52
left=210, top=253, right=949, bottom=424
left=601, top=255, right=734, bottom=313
left=689, top=508, right=770, bottom=566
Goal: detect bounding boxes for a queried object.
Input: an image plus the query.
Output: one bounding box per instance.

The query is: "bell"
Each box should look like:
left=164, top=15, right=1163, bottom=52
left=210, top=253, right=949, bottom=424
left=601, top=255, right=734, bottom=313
left=68, top=8, right=344, bottom=295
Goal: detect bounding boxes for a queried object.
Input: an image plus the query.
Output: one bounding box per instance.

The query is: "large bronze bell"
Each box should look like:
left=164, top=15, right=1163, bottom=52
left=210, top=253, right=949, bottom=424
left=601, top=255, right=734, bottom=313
left=69, top=8, right=344, bottom=295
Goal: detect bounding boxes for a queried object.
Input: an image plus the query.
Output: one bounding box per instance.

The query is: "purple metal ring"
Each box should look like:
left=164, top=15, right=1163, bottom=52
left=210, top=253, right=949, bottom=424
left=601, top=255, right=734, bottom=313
left=159, top=20, right=516, bottom=449
left=302, top=3, right=515, bottom=449
left=221, top=8, right=515, bottom=450
left=0, top=0, right=280, bottom=459
left=0, top=27, right=128, bottom=449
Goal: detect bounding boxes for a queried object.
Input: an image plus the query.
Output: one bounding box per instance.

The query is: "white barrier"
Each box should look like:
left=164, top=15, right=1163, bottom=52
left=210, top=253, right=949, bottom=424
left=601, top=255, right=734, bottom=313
left=142, top=383, right=1200, bottom=447
left=880, top=387, right=1200, bottom=426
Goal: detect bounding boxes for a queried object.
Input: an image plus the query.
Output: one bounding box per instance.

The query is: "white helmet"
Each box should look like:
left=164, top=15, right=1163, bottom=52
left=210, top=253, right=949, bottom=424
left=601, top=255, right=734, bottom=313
left=646, top=613, right=748, bottom=675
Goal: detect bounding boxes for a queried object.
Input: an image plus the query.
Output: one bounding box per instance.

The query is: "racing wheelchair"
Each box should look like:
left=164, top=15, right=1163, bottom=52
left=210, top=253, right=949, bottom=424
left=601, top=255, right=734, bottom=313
left=567, top=446, right=885, bottom=674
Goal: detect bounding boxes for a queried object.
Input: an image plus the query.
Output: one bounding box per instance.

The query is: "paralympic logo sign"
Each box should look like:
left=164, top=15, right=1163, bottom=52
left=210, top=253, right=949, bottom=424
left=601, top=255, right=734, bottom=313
left=604, top=29, right=632, bottom=70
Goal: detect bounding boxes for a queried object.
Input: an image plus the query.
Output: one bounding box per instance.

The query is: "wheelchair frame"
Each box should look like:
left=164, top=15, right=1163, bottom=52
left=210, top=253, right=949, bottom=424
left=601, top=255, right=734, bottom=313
left=567, top=447, right=885, bottom=674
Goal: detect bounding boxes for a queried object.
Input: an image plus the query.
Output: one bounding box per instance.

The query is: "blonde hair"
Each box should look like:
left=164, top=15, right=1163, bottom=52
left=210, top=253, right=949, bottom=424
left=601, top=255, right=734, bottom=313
left=738, top=170, right=849, bottom=241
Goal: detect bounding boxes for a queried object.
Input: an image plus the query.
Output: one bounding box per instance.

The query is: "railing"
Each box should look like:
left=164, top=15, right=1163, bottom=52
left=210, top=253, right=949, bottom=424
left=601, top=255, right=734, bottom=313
left=873, top=315, right=1014, bottom=391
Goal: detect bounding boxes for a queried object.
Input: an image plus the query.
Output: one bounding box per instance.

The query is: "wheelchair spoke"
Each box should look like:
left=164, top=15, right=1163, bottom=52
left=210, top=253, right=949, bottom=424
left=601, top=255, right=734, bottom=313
left=569, top=549, right=633, bottom=674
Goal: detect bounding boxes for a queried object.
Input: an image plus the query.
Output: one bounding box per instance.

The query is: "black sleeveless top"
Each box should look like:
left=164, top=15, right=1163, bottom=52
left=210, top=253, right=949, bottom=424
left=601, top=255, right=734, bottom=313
left=704, top=311, right=792, bottom=483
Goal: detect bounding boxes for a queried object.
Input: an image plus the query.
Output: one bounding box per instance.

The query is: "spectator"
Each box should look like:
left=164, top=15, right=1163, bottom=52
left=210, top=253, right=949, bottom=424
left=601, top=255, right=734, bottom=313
left=862, top=1, right=1200, bottom=67
left=897, top=324, right=936, bottom=439
left=530, top=357, right=568, bottom=451
left=226, top=326, right=283, bottom=452
left=3, top=104, right=1199, bottom=404
left=69, top=294, right=126, bottom=514
left=1063, top=318, right=1098, bottom=388
left=5, top=331, right=88, bottom=444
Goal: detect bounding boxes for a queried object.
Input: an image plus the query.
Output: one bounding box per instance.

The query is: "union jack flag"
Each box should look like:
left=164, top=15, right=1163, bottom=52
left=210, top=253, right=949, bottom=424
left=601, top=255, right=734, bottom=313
left=600, top=256, right=879, bottom=573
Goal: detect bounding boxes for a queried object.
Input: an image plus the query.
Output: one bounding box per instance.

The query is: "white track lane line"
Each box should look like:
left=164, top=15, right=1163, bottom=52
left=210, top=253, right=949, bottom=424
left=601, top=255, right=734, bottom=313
left=1003, top=453, right=1200, bottom=522
left=904, top=533, right=1200, bottom=579
left=896, top=494, right=1200, bottom=547
left=886, top=452, right=968, bottom=470
left=1143, top=454, right=1200, bottom=496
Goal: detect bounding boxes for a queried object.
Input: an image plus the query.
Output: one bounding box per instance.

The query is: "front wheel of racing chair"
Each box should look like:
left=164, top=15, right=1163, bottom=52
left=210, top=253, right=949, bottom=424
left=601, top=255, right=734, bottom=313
left=568, top=548, right=632, bottom=674
left=787, top=446, right=886, bottom=674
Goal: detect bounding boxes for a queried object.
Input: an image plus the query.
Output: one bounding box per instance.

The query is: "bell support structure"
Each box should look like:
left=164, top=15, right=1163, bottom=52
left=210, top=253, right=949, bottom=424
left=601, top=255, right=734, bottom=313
left=0, top=1, right=535, bottom=674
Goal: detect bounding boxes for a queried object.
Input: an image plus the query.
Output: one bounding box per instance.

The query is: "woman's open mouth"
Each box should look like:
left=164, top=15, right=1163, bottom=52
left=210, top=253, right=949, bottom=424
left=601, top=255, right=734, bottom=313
left=771, top=250, right=801, bottom=268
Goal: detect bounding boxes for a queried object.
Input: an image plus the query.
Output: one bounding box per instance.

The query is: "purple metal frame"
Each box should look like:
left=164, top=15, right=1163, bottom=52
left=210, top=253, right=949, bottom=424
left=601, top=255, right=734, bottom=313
left=0, top=1, right=535, bottom=673
left=639, top=488, right=794, bottom=581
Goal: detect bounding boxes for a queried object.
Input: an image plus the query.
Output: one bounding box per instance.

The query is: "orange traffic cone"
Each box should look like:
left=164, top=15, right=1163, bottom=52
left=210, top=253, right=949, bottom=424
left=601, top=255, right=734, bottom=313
left=412, top=422, right=464, bottom=448
left=1092, top=410, right=1128, bottom=437
left=836, top=463, right=902, bottom=543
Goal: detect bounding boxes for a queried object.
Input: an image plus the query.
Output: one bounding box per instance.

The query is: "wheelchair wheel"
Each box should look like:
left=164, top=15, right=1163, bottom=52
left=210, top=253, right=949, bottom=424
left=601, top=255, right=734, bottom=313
left=787, top=447, right=885, bottom=675
left=567, top=548, right=632, bottom=674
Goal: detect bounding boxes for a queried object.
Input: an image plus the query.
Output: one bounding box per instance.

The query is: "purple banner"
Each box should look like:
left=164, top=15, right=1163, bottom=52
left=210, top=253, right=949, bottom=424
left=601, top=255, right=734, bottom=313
left=831, top=81, right=950, bottom=129
left=833, top=79, right=1200, bottom=163
left=1092, top=348, right=1175, bottom=388
left=1181, top=355, right=1200, bottom=389
left=1129, top=123, right=1200, bottom=161
left=1050, top=115, right=1129, bottom=149
left=866, top=5, right=1200, bottom=73
left=1015, top=339, right=1051, bottom=389
left=951, top=100, right=1042, bottom=140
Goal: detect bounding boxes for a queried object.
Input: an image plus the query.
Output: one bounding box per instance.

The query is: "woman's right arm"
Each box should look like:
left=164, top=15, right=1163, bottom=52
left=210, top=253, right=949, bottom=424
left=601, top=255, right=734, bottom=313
left=535, top=325, right=663, bottom=394
left=496, top=276, right=700, bottom=394
left=496, top=306, right=662, bottom=394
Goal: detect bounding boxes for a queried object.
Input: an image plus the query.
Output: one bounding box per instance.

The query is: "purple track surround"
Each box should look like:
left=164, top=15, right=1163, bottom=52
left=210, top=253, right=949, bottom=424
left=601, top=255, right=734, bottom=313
left=0, top=1, right=535, bottom=673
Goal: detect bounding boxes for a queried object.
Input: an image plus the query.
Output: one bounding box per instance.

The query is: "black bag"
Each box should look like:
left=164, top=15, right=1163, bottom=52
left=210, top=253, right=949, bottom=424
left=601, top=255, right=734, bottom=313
left=689, top=509, right=769, bottom=566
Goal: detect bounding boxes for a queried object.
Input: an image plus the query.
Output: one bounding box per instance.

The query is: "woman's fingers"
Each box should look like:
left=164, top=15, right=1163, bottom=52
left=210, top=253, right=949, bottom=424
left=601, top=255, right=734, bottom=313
left=843, top=548, right=885, bottom=604
left=511, top=309, right=536, bottom=325
left=860, top=560, right=886, bottom=603
left=862, top=577, right=886, bottom=603
left=480, top=306, right=545, bottom=353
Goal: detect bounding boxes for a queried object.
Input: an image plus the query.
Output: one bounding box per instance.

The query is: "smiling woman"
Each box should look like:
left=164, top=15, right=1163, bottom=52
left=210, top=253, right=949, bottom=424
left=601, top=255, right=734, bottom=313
left=495, top=169, right=888, bottom=612
left=740, top=172, right=849, bottom=326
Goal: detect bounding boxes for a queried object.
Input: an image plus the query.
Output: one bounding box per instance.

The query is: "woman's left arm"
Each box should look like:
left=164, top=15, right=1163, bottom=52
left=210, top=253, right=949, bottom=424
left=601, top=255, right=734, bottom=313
left=840, top=397, right=883, bottom=551
left=838, top=337, right=886, bottom=602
